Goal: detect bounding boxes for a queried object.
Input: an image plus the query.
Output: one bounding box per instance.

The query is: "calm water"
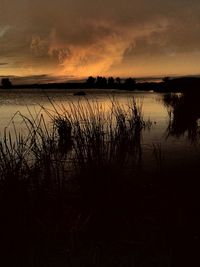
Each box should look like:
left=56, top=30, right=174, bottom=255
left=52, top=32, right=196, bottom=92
left=0, top=89, right=199, bottom=167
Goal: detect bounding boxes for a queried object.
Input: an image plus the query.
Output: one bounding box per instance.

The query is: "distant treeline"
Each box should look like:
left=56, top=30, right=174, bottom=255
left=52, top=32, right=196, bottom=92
left=86, top=76, right=136, bottom=88
left=1, top=76, right=200, bottom=93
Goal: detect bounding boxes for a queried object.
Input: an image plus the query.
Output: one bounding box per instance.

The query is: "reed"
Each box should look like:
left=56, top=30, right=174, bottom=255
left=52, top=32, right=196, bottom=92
left=163, top=93, right=200, bottom=142
left=0, top=97, right=157, bottom=267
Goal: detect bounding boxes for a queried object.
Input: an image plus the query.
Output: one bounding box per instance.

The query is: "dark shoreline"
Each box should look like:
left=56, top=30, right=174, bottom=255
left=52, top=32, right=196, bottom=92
left=1, top=77, right=200, bottom=93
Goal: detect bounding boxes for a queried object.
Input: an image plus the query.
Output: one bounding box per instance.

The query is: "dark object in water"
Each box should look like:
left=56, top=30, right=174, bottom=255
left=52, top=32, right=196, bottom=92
left=74, top=91, right=86, bottom=96
left=1, top=78, right=12, bottom=89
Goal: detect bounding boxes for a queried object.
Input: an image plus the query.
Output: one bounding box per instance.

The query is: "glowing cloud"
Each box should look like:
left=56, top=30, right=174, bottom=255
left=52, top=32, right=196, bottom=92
left=1, top=0, right=200, bottom=78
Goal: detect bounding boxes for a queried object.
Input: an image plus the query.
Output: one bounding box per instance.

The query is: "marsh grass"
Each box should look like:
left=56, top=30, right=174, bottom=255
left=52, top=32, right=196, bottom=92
left=163, top=93, right=200, bottom=142
left=0, top=97, right=147, bottom=205
left=1, top=95, right=200, bottom=266
left=1, top=97, right=176, bottom=267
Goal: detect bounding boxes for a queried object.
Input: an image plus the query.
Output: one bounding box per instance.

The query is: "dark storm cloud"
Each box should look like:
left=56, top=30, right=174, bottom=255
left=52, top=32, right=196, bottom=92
left=1, top=0, right=200, bottom=77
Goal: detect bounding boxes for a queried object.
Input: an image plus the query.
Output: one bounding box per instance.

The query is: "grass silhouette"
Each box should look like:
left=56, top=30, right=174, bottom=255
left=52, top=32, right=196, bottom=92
left=0, top=96, right=200, bottom=266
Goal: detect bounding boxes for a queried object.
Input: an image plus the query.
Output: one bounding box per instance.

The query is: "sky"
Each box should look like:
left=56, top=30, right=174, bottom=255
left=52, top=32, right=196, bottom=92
left=1, top=0, right=200, bottom=81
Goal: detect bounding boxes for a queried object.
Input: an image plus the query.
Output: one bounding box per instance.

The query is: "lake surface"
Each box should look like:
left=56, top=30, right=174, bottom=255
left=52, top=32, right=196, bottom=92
left=0, top=89, right=200, bottom=168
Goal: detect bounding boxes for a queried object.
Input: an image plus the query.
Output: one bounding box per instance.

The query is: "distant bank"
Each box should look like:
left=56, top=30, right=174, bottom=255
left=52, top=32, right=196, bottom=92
left=1, top=76, right=200, bottom=93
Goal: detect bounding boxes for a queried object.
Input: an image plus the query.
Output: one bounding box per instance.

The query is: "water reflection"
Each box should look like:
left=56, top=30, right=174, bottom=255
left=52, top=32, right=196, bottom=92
left=163, top=92, right=200, bottom=142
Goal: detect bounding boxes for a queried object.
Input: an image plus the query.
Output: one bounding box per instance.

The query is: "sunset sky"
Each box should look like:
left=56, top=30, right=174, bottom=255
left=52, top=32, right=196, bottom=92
left=1, top=0, right=200, bottom=81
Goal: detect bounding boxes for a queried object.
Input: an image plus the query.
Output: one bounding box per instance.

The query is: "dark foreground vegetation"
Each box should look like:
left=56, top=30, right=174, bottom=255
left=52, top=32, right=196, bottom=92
left=164, top=91, right=200, bottom=142
left=2, top=76, right=200, bottom=93
left=0, top=96, right=200, bottom=266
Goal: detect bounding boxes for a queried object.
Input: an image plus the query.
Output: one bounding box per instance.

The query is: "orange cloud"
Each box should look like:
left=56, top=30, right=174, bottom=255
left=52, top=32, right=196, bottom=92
left=47, top=19, right=169, bottom=78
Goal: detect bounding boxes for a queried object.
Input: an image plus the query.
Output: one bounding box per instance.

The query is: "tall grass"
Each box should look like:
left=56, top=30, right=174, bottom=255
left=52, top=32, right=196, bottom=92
left=35, top=97, right=146, bottom=177
left=1, top=96, right=199, bottom=266
left=0, top=97, right=159, bottom=267
left=163, top=93, right=200, bottom=142
left=0, top=97, right=147, bottom=225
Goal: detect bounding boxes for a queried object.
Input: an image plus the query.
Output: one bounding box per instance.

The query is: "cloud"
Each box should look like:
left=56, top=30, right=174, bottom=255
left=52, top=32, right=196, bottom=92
left=0, top=25, right=10, bottom=38
left=1, top=0, right=200, bottom=77
left=45, top=16, right=171, bottom=76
